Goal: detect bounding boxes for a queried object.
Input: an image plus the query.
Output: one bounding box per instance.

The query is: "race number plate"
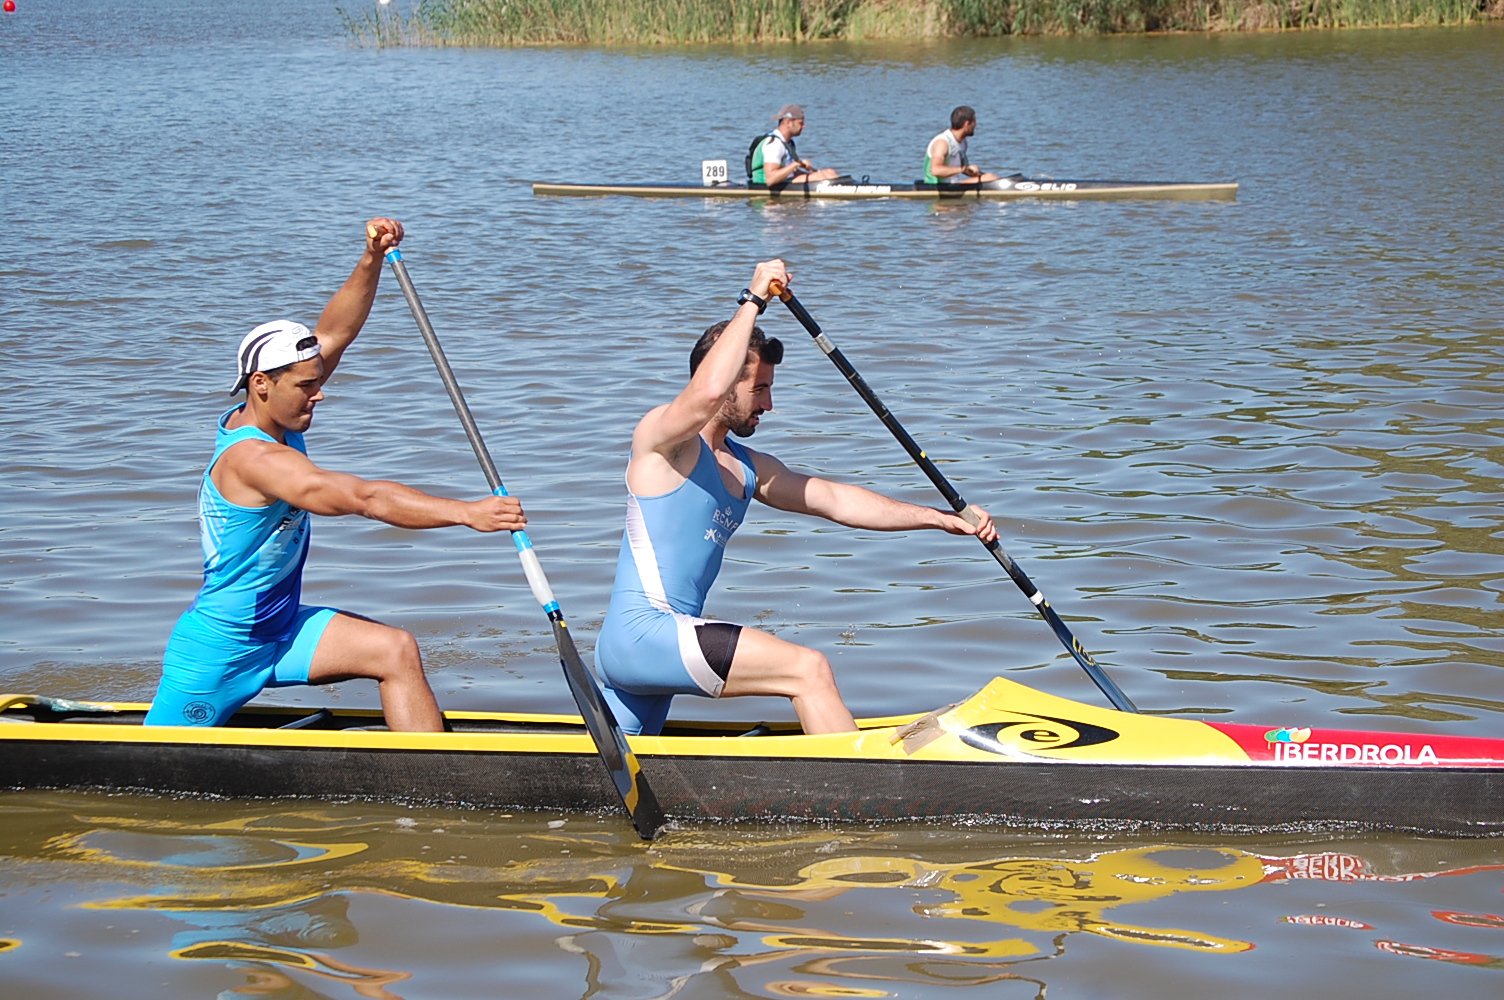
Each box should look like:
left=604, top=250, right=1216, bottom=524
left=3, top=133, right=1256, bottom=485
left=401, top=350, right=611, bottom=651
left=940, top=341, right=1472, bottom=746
left=701, top=159, right=729, bottom=187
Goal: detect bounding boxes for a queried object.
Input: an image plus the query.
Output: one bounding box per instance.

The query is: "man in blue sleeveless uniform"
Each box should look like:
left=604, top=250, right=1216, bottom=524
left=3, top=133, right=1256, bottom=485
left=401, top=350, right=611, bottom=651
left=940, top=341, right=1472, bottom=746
left=146, top=218, right=528, bottom=731
left=595, top=259, right=998, bottom=736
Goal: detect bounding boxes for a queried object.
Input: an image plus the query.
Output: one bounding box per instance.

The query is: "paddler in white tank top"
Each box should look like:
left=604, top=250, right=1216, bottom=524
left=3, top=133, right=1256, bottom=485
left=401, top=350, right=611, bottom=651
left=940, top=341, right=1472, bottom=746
left=750, top=104, right=843, bottom=187
left=924, top=105, right=1001, bottom=185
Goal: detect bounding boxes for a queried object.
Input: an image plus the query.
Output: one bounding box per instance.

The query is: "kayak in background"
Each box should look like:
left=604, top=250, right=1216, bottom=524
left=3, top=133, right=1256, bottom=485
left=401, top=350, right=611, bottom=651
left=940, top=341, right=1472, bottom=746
left=532, top=174, right=1238, bottom=201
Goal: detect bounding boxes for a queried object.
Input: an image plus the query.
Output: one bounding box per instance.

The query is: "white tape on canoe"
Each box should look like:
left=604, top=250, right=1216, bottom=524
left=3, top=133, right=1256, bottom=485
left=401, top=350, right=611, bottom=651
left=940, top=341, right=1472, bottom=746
left=516, top=546, right=557, bottom=609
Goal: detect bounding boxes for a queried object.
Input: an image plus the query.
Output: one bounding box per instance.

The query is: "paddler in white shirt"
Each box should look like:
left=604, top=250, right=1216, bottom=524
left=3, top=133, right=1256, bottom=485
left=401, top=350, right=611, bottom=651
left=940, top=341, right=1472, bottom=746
left=748, top=104, right=843, bottom=187
left=923, top=105, right=1001, bottom=186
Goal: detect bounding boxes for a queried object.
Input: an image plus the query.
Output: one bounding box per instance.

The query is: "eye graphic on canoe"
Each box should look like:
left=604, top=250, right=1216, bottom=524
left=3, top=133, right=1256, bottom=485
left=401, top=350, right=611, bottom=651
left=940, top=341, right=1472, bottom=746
left=960, top=714, right=1121, bottom=755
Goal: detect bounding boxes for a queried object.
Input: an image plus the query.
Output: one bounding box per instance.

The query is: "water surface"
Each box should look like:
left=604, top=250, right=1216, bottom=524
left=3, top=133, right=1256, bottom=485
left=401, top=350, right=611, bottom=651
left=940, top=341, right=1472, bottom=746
left=2, top=1, right=1503, bottom=995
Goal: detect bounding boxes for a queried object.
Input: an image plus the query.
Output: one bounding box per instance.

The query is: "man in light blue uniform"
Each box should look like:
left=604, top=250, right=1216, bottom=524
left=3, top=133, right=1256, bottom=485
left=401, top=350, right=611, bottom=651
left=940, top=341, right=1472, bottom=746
left=146, top=218, right=528, bottom=731
left=595, top=259, right=998, bottom=736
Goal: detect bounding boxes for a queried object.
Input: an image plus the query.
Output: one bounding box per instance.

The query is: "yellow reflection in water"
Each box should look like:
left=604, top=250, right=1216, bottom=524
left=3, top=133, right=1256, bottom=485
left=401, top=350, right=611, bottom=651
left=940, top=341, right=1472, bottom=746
left=7, top=795, right=1504, bottom=999
left=171, top=941, right=412, bottom=999
left=686, top=845, right=1264, bottom=955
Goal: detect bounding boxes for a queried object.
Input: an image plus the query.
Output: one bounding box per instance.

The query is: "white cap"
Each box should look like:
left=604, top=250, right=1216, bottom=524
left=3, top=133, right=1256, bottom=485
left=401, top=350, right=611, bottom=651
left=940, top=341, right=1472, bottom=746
left=231, top=320, right=321, bottom=394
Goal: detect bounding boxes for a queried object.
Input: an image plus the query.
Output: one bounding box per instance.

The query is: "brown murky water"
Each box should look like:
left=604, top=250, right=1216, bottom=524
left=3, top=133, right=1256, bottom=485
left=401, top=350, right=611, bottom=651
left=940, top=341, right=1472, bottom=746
left=3, top=1, right=1502, bottom=994
left=4, top=792, right=1504, bottom=998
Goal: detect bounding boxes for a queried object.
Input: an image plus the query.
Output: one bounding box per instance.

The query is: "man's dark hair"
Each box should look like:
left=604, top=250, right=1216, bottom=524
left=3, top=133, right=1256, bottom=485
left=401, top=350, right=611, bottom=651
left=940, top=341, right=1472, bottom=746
left=689, top=320, right=784, bottom=376
left=950, top=105, right=976, bottom=130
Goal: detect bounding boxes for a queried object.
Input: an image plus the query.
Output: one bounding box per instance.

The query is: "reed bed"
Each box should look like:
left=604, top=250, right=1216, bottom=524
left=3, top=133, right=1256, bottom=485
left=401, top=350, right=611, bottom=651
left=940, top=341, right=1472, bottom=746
left=340, top=0, right=1501, bottom=45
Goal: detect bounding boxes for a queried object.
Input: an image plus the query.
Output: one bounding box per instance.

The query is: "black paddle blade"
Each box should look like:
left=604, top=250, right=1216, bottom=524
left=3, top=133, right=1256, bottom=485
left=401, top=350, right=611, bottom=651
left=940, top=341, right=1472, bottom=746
left=549, top=617, right=666, bottom=840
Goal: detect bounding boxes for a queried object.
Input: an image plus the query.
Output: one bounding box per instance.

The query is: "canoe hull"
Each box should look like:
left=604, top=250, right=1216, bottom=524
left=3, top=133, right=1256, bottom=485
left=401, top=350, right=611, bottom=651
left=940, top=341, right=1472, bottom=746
left=5, top=734, right=1500, bottom=837
left=6, top=678, right=1501, bottom=835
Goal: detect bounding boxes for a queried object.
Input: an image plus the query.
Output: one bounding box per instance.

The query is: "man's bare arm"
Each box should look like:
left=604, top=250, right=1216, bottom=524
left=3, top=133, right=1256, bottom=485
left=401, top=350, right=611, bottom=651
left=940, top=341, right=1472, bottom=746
left=311, top=217, right=404, bottom=382
left=763, top=157, right=805, bottom=185
left=228, top=442, right=525, bottom=532
left=927, top=138, right=967, bottom=180
left=632, top=258, right=789, bottom=460
left=752, top=450, right=996, bottom=540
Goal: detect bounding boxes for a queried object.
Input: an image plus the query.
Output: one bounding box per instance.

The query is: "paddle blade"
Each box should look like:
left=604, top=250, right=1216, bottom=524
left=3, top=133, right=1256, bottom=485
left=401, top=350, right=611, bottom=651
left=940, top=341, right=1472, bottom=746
left=549, top=617, right=665, bottom=840
left=381, top=245, right=667, bottom=838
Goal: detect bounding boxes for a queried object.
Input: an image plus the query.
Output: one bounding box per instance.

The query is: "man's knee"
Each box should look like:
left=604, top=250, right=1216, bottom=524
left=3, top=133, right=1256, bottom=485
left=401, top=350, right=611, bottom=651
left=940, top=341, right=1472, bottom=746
left=792, top=646, right=837, bottom=692
left=375, top=627, right=423, bottom=678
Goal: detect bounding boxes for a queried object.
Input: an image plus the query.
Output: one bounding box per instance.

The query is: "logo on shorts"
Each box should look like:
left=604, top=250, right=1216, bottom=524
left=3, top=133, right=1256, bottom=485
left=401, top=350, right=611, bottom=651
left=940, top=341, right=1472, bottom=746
left=182, top=701, right=215, bottom=724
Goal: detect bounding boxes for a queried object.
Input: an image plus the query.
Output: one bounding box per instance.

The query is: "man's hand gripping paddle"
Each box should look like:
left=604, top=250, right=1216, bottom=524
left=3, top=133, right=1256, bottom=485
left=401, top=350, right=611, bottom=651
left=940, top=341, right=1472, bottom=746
left=767, top=279, right=1138, bottom=714
left=374, top=226, right=666, bottom=838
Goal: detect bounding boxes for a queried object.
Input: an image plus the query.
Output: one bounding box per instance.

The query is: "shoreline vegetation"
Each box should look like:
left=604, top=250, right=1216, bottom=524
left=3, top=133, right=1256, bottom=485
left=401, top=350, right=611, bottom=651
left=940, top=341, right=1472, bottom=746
left=341, top=0, right=1502, bottom=46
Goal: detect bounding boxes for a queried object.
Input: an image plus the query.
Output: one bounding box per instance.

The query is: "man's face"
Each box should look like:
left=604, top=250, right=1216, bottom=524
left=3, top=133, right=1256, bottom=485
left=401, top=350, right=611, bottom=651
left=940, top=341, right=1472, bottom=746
left=720, top=357, right=776, bottom=438
left=785, top=117, right=805, bottom=137
left=960, top=118, right=976, bottom=138
left=255, top=356, right=325, bottom=433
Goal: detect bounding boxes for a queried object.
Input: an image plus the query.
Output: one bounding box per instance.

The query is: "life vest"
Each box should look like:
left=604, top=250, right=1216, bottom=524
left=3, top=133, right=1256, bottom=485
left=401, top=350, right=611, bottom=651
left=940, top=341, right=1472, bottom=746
left=746, top=131, right=799, bottom=185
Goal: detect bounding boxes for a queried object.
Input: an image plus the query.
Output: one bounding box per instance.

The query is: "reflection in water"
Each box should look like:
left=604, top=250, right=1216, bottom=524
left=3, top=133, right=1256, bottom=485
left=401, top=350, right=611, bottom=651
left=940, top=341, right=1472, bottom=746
left=6, top=11, right=1503, bottom=740
left=189, top=946, right=410, bottom=1000
left=1374, top=940, right=1504, bottom=972
left=3, top=793, right=1503, bottom=998
left=5, top=4, right=1504, bottom=996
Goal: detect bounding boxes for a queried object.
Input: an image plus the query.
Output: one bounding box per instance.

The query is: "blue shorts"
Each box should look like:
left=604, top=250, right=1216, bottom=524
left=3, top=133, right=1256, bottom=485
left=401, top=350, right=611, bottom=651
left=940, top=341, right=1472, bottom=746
left=596, top=606, right=742, bottom=735
left=144, top=605, right=339, bottom=727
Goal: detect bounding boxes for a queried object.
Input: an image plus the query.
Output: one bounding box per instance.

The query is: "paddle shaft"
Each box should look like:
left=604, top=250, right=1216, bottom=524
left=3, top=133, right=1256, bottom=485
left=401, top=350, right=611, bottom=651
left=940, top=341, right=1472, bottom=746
left=771, top=286, right=1138, bottom=714
left=382, top=246, right=665, bottom=838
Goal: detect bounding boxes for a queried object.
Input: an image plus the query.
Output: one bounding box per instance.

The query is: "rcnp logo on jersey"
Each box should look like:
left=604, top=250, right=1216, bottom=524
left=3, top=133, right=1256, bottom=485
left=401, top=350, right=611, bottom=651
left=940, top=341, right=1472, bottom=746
left=960, top=713, right=1120, bottom=757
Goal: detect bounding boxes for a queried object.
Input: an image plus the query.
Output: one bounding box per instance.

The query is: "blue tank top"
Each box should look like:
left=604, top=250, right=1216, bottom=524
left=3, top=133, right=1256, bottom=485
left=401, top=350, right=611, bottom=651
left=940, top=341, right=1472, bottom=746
left=609, top=438, right=757, bottom=618
left=185, top=406, right=312, bottom=642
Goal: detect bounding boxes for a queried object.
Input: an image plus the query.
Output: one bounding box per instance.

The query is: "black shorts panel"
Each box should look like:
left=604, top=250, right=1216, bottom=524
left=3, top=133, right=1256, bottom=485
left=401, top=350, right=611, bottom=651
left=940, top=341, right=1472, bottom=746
left=694, top=622, right=742, bottom=682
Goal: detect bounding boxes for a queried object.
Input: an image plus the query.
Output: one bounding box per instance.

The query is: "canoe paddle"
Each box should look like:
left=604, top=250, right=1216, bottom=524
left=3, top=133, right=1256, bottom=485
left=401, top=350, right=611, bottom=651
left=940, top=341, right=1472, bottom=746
left=378, top=235, right=666, bottom=839
left=767, top=281, right=1138, bottom=714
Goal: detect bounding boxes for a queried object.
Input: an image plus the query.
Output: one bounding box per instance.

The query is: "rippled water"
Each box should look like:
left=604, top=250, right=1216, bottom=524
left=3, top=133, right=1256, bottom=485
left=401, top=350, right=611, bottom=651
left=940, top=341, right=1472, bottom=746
left=3, top=0, right=1503, bottom=994
left=4, top=792, right=1504, bottom=998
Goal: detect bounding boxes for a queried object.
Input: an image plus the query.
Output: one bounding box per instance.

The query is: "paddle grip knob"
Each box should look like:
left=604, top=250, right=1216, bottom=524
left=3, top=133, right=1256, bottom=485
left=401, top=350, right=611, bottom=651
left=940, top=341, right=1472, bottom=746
left=767, top=280, right=793, bottom=303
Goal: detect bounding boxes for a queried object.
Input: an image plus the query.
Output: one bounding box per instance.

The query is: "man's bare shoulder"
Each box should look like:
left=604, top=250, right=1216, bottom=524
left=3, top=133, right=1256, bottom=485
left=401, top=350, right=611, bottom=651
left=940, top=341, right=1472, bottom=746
left=212, top=437, right=315, bottom=496
left=217, top=435, right=300, bottom=467
left=740, top=443, right=781, bottom=470
left=630, top=403, right=677, bottom=451
left=634, top=402, right=672, bottom=427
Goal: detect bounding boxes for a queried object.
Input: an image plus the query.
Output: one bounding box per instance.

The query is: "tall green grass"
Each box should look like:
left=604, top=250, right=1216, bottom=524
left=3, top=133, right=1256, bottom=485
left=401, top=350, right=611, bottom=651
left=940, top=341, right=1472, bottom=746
left=340, top=0, right=1500, bottom=46
left=949, top=0, right=1491, bottom=31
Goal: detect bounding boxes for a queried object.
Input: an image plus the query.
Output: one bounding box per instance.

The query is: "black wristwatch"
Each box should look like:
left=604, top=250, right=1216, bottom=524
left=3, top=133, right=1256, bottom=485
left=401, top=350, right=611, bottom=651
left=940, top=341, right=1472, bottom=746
left=737, top=288, right=768, bottom=314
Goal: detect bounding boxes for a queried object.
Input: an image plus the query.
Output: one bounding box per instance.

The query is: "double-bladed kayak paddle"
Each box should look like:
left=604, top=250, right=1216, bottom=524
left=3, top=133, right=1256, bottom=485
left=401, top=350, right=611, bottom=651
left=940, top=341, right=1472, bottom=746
left=379, top=236, right=665, bottom=838
left=768, top=281, right=1138, bottom=714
